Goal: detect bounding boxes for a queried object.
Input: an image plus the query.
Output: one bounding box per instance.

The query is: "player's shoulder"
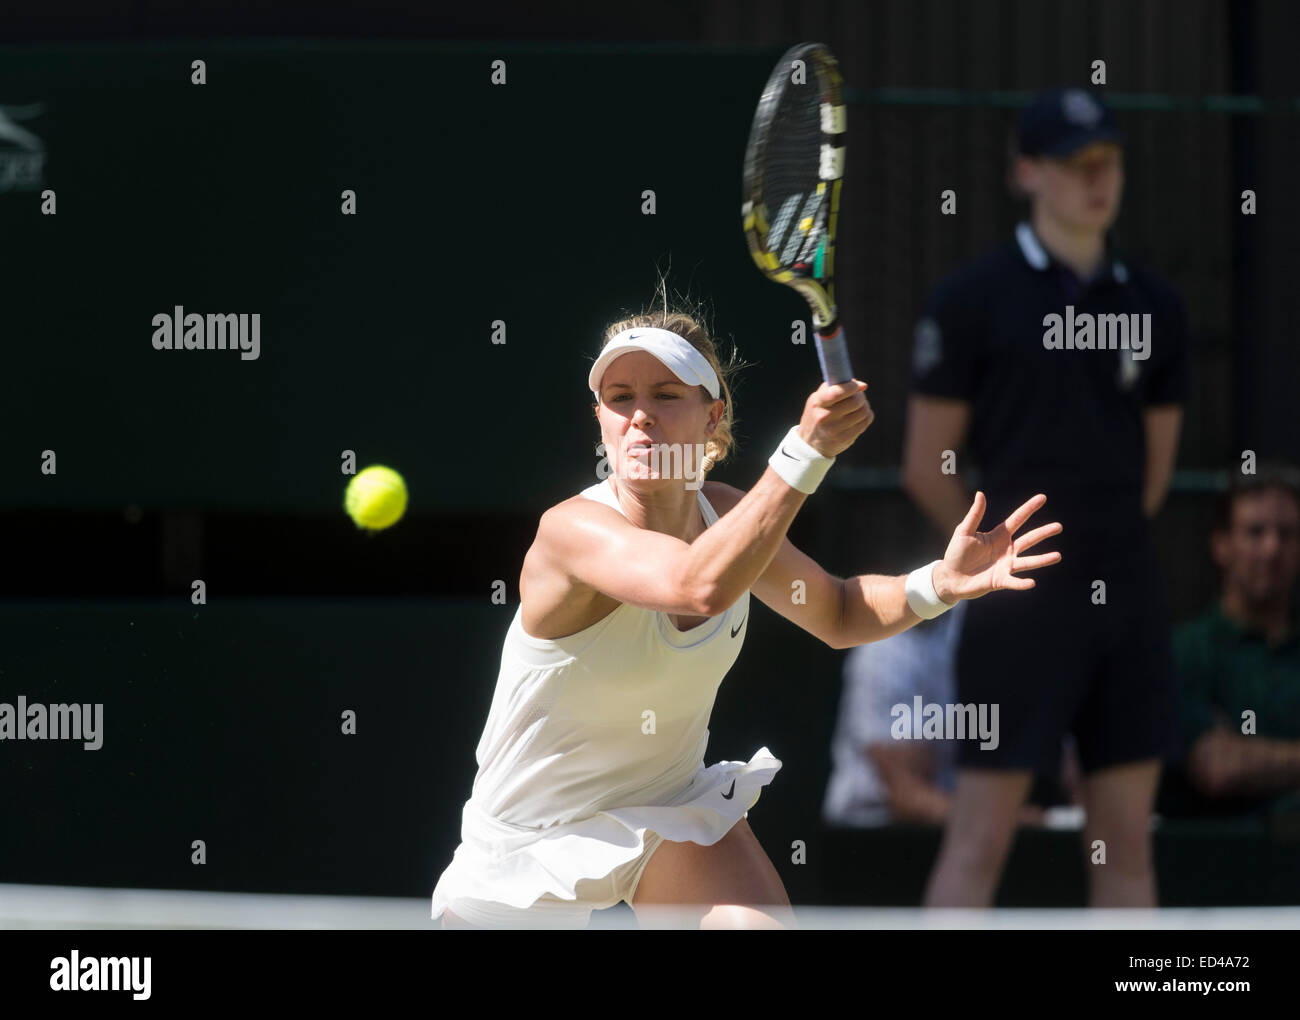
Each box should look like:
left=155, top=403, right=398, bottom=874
left=537, top=489, right=626, bottom=540
left=526, top=490, right=625, bottom=577
left=546, top=488, right=621, bottom=519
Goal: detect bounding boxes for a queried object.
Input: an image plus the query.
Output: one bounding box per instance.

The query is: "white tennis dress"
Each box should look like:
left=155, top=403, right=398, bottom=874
left=431, top=477, right=783, bottom=925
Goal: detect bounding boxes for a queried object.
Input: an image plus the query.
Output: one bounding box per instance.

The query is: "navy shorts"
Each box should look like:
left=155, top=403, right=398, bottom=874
left=954, top=532, right=1177, bottom=774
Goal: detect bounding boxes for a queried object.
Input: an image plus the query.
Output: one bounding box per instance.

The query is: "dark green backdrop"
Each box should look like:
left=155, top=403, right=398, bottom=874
left=2, top=42, right=816, bottom=514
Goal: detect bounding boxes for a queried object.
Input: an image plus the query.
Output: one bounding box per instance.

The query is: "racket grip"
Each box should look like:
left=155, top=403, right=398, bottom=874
left=815, top=325, right=854, bottom=384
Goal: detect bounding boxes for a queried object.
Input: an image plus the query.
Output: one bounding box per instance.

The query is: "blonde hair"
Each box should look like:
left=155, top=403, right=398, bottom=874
left=595, top=280, right=743, bottom=476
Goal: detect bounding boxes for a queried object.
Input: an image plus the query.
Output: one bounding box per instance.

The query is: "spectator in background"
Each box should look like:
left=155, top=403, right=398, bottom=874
left=822, top=598, right=1077, bottom=827
left=1161, top=464, right=1300, bottom=816
left=903, top=87, right=1189, bottom=907
left=823, top=601, right=970, bottom=826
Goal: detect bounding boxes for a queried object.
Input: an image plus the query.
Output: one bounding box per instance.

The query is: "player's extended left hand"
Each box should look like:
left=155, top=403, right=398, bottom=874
left=931, top=492, right=1062, bottom=603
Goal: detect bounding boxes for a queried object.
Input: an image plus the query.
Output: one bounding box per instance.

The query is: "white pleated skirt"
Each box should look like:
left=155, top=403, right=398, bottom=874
left=431, top=747, right=782, bottom=919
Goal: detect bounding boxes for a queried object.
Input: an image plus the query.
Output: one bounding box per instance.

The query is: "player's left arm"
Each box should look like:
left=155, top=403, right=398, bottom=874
left=754, top=539, right=916, bottom=650
left=702, top=482, right=912, bottom=648
left=703, top=481, right=1062, bottom=649
left=1142, top=405, right=1182, bottom=517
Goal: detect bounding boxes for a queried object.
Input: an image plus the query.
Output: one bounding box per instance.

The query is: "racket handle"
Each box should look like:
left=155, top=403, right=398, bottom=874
left=815, top=324, right=854, bottom=384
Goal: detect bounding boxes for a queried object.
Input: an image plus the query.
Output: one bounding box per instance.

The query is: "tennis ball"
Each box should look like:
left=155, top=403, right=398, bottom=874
left=345, top=465, right=408, bottom=531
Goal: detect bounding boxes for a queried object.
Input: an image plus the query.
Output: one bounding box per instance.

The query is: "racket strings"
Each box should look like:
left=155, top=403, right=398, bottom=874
left=760, top=90, right=830, bottom=272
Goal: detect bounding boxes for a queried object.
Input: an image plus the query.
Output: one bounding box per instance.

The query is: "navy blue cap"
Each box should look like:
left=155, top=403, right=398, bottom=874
left=1018, top=88, right=1123, bottom=157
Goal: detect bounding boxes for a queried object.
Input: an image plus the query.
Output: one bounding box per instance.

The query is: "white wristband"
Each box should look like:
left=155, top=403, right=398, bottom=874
left=768, top=426, right=835, bottom=494
left=905, top=560, right=956, bottom=620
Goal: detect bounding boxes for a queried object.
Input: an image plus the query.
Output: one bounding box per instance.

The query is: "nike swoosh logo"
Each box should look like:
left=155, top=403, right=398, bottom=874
left=730, top=614, right=747, bottom=638
left=779, top=446, right=799, bottom=459
left=721, top=780, right=736, bottom=800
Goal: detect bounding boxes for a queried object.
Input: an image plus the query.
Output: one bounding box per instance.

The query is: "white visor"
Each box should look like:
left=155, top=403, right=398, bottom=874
left=588, top=327, right=721, bottom=400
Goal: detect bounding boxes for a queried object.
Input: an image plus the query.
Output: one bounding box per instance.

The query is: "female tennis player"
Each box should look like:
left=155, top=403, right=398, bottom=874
left=432, top=300, right=1062, bottom=929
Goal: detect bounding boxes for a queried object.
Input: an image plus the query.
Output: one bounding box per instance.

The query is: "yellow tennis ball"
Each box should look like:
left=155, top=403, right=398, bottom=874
left=345, top=465, right=408, bottom=531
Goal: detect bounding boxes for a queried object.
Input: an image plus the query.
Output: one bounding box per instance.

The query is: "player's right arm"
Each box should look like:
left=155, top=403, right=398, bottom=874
left=530, top=479, right=802, bottom=619
left=901, top=395, right=973, bottom=535
left=526, top=379, right=872, bottom=620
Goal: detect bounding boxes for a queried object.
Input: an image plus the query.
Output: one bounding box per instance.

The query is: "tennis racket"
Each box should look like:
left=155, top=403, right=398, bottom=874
left=742, top=42, right=852, bottom=384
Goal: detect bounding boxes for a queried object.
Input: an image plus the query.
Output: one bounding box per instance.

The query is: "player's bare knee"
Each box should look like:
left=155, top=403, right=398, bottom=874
left=700, top=904, right=790, bottom=930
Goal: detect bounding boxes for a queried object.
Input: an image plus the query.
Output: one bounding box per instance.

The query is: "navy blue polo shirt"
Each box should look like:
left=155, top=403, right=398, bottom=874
left=910, top=222, right=1189, bottom=560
